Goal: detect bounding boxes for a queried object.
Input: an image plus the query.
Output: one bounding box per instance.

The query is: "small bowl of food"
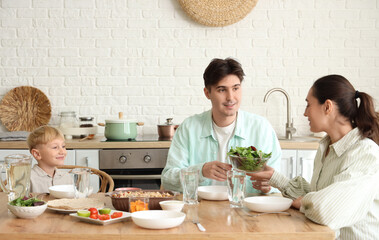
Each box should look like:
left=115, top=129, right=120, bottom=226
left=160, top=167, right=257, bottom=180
left=228, top=146, right=271, bottom=173
left=243, top=196, right=293, bottom=213
left=8, top=196, right=47, bottom=219
left=159, top=200, right=184, bottom=212
left=49, top=184, right=75, bottom=199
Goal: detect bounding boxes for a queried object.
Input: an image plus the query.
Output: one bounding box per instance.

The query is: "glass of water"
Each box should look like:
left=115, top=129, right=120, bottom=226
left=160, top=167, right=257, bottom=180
left=180, top=168, right=199, bottom=205
left=226, top=169, right=246, bottom=208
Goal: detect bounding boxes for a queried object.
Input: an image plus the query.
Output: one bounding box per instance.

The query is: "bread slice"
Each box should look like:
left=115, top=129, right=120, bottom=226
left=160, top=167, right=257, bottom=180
left=47, top=198, right=104, bottom=210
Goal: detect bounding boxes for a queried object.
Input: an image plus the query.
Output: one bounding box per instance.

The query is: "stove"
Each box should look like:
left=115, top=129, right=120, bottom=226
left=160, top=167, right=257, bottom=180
left=99, top=135, right=170, bottom=190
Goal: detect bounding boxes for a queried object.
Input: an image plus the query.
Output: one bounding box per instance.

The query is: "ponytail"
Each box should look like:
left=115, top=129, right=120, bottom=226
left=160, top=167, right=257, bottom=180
left=354, top=92, right=379, bottom=145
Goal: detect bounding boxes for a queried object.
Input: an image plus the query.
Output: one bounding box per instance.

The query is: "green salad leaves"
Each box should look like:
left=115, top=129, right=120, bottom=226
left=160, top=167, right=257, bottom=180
left=9, top=196, right=45, bottom=207
left=227, top=146, right=272, bottom=172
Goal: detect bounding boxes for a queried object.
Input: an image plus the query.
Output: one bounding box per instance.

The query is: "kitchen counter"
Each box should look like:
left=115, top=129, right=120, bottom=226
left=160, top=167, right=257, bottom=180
left=0, top=136, right=319, bottom=150
left=0, top=192, right=334, bottom=240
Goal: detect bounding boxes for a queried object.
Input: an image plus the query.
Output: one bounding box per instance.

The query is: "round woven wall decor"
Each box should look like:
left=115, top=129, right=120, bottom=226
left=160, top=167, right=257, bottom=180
left=178, top=0, right=258, bottom=27
left=0, top=86, right=51, bottom=132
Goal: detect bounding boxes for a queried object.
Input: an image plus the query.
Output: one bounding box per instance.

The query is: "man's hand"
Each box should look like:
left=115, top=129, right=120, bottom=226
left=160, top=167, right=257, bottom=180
left=202, top=161, right=232, bottom=181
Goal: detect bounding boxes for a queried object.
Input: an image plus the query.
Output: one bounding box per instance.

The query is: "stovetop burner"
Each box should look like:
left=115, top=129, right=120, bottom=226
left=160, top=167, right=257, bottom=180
left=101, top=134, right=171, bottom=142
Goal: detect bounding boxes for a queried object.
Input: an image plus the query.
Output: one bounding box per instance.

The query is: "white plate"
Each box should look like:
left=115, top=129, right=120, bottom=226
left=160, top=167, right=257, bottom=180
left=197, top=186, right=228, bottom=201
left=70, top=210, right=131, bottom=225
left=47, top=206, right=79, bottom=213
left=243, top=196, right=293, bottom=213
left=131, top=210, right=186, bottom=229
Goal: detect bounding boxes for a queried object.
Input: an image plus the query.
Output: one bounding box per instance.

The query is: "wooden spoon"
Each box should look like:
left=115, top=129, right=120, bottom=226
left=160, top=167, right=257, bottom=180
left=79, top=134, right=95, bottom=142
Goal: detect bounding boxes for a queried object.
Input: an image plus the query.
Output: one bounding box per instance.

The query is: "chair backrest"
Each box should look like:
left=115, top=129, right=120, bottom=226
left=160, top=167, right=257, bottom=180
left=57, top=165, right=114, bottom=193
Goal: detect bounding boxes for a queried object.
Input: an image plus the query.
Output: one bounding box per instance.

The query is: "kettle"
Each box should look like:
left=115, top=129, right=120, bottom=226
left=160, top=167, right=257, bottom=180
left=157, top=118, right=179, bottom=140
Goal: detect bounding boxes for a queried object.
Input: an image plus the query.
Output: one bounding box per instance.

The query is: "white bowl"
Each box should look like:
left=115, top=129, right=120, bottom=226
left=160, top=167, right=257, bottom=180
left=131, top=210, right=186, bottom=229
left=197, top=186, right=228, bottom=201
left=243, top=196, right=293, bottom=213
left=8, top=202, right=47, bottom=219
left=49, top=184, right=75, bottom=199
left=159, top=200, right=184, bottom=212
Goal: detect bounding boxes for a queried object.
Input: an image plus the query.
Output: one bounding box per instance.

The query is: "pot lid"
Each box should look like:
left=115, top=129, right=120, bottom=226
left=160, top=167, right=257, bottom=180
left=158, top=118, right=178, bottom=126
left=105, top=119, right=137, bottom=124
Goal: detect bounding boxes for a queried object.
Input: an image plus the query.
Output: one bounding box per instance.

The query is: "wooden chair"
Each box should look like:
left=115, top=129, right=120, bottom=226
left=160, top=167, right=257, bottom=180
left=57, top=165, right=114, bottom=193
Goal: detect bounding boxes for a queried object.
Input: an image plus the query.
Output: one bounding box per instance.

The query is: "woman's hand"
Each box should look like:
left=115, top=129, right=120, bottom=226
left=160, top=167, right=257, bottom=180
left=247, top=165, right=275, bottom=193
left=202, top=161, right=232, bottom=181
left=292, top=196, right=303, bottom=209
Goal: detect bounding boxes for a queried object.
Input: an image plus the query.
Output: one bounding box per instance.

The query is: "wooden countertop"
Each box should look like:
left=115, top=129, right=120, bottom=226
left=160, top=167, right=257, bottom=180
left=0, top=192, right=334, bottom=240
left=0, top=136, right=319, bottom=150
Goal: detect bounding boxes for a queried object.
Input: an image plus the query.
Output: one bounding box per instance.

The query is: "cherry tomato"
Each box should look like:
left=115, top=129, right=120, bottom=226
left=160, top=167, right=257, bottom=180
left=111, top=212, right=123, bottom=219
left=88, top=208, right=98, bottom=215
left=89, top=214, right=98, bottom=219
left=98, top=214, right=110, bottom=221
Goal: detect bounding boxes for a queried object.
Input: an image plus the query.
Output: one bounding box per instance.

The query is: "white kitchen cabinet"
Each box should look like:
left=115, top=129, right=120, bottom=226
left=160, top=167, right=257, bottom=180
left=75, top=150, right=99, bottom=193
left=281, top=149, right=317, bottom=182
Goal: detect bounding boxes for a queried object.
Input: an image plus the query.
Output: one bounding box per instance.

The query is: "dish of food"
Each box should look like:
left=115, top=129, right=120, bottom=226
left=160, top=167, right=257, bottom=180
left=47, top=198, right=104, bottom=212
left=109, top=190, right=176, bottom=211
left=70, top=209, right=131, bottom=225
left=228, top=146, right=271, bottom=172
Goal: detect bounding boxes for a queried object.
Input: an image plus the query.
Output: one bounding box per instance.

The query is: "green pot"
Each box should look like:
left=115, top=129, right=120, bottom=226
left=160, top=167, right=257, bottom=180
left=104, top=119, right=144, bottom=140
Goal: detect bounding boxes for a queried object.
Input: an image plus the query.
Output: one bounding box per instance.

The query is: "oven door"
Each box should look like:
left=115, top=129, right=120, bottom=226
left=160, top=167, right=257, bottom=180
left=103, top=168, right=163, bottom=190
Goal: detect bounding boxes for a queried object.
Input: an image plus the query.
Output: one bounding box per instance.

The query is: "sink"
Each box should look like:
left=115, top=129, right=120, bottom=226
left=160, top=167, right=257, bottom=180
left=278, top=136, right=320, bottom=142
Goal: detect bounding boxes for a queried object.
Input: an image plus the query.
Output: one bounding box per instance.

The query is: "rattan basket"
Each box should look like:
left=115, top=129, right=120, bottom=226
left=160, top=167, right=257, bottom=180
left=0, top=86, right=51, bottom=132
left=178, top=0, right=258, bottom=27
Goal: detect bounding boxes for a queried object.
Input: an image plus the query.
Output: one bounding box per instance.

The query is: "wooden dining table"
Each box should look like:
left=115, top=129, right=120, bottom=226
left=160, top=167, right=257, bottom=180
left=0, top=192, right=334, bottom=240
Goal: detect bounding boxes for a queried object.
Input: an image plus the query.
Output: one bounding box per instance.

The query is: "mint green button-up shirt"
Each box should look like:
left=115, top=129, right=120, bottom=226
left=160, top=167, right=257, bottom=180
left=161, top=109, right=282, bottom=194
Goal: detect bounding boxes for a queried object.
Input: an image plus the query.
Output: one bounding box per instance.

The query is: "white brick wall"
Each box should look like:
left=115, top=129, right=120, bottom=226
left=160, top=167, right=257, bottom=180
left=0, top=0, right=379, bottom=138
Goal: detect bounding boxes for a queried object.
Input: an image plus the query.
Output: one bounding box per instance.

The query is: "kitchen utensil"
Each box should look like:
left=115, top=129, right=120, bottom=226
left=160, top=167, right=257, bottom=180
left=197, top=186, right=228, bottom=201
left=157, top=118, right=179, bottom=140
left=99, top=112, right=144, bottom=140
left=192, top=218, right=206, bottom=232
left=79, top=134, right=95, bottom=142
left=243, top=196, right=293, bottom=213
left=0, top=86, right=51, bottom=132
left=0, top=154, right=32, bottom=201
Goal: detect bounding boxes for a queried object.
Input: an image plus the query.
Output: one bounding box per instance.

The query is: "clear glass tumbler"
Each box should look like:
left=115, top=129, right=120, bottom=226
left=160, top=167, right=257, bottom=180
left=227, top=169, right=246, bottom=208
left=180, top=168, right=199, bottom=205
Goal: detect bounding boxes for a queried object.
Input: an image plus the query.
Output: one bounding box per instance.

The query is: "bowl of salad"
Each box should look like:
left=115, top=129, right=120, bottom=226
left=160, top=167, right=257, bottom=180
left=227, top=146, right=271, bottom=173
left=8, top=196, right=47, bottom=218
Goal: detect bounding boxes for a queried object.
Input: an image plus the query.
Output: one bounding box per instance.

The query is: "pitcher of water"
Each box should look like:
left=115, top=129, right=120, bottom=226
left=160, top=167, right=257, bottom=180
left=70, top=168, right=93, bottom=198
left=0, top=154, right=32, bottom=201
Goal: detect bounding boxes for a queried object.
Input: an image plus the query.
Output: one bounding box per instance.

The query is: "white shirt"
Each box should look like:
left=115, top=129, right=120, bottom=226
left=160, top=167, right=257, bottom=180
left=211, top=120, right=236, bottom=185
left=269, top=128, right=379, bottom=240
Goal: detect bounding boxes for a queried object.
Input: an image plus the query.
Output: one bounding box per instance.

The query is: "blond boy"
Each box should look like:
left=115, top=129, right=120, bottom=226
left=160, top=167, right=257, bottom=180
left=27, top=125, right=73, bottom=193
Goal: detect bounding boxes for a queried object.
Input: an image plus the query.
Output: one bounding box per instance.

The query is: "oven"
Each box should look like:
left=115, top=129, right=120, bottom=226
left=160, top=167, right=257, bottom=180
left=99, top=148, right=168, bottom=190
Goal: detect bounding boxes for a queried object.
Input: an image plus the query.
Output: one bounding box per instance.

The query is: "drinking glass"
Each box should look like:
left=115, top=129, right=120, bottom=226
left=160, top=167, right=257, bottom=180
left=0, top=154, right=32, bottom=201
left=129, top=196, right=149, bottom=213
left=71, top=168, right=93, bottom=199
left=180, top=168, right=199, bottom=205
left=226, top=169, right=246, bottom=208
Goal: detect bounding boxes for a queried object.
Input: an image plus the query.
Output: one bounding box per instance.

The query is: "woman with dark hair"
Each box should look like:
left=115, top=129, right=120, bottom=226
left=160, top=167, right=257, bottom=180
left=249, top=74, right=379, bottom=239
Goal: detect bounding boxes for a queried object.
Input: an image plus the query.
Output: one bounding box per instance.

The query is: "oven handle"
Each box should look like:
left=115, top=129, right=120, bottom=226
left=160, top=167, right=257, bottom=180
left=110, top=175, right=162, bottom=180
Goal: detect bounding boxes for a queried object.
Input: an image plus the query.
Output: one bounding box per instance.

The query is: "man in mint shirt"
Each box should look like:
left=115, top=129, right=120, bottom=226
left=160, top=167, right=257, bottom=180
left=161, top=58, right=281, bottom=194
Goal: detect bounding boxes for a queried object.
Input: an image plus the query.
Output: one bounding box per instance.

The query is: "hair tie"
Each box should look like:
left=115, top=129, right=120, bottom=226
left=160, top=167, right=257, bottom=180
left=355, top=90, right=360, bottom=99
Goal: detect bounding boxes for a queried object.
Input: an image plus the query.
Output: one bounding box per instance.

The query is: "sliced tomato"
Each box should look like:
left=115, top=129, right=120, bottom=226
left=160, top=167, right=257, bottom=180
left=89, top=214, right=98, bottom=219
left=88, top=208, right=98, bottom=215
left=98, top=214, right=110, bottom=221
left=111, top=212, right=123, bottom=219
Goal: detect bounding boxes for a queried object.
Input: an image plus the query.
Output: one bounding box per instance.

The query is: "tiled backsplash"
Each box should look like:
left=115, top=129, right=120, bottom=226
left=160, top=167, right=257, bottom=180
left=0, top=0, right=378, bottom=137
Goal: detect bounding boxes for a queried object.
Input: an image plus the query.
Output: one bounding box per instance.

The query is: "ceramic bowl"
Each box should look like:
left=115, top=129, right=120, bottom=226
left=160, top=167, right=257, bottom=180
left=229, top=155, right=270, bottom=173
left=8, top=202, right=47, bottom=219
left=131, top=210, right=186, bottom=229
left=159, top=200, right=184, bottom=212
left=197, top=186, right=228, bottom=201
left=49, top=184, right=75, bottom=199
left=243, top=196, right=293, bottom=213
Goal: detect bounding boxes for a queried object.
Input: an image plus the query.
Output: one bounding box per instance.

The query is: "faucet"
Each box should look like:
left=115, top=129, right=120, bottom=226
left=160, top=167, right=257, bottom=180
left=264, top=88, right=296, bottom=140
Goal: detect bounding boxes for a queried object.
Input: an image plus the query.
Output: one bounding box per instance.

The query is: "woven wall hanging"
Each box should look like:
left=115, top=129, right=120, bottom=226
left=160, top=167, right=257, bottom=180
left=178, top=0, right=259, bottom=27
